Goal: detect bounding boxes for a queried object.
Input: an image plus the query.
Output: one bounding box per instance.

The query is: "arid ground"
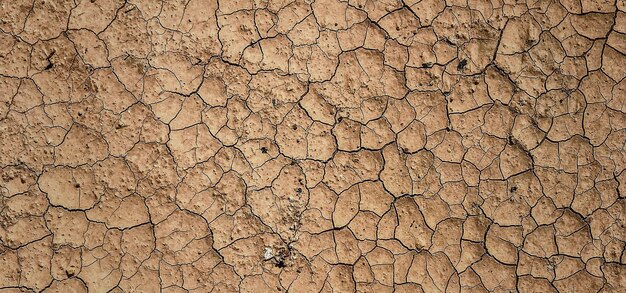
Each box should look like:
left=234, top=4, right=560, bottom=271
left=1, top=0, right=625, bottom=292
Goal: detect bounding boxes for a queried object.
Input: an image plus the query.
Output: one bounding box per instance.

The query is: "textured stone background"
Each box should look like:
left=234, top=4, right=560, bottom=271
left=0, top=0, right=625, bottom=292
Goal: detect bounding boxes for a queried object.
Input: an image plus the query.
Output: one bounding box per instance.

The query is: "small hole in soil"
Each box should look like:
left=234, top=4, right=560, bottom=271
left=275, top=259, right=286, bottom=268
left=510, top=186, right=517, bottom=193
left=260, top=146, right=268, bottom=154
left=457, top=59, right=468, bottom=71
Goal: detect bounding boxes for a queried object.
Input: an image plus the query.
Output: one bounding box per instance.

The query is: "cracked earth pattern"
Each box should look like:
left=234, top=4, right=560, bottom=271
left=1, top=0, right=626, bottom=292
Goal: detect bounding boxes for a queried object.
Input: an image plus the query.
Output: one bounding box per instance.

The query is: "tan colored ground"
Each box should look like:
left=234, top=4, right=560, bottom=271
left=0, top=0, right=625, bottom=292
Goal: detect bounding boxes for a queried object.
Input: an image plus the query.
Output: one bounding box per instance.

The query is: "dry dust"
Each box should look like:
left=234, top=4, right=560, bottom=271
left=0, top=0, right=625, bottom=292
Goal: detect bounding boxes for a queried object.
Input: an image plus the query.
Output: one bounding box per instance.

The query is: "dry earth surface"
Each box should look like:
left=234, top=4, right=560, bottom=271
left=1, top=0, right=626, bottom=292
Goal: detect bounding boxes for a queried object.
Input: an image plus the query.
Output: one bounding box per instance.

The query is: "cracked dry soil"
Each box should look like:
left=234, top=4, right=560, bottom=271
left=0, top=0, right=626, bottom=292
